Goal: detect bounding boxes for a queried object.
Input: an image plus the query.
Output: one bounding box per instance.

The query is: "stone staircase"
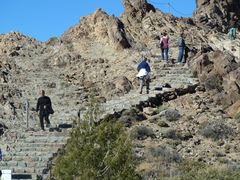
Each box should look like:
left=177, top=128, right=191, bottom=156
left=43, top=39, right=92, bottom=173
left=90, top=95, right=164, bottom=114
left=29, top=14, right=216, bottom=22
left=0, top=53, right=199, bottom=179
left=102, top=60, right=199, bottom=116
left=0, top=130, right=69, bottom=179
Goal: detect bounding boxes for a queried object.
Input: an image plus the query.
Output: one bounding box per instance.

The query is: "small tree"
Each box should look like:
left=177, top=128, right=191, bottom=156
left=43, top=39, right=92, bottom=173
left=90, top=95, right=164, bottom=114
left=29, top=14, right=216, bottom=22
left=82, top=89, right=103, bottom=130
left=53, top=120, right=139, bottom=179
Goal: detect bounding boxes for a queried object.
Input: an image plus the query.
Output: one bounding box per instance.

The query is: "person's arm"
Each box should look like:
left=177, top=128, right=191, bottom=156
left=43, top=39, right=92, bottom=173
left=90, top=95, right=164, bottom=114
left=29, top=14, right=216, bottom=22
left=36, top=98, right=40, bottom=112
left=147, top=63, right=151, bottom=73
left=160, top=37, right=163, bottom=47
left=49, top=97, right=52, bottom=109
left=137, top=62, right=141, bottom=72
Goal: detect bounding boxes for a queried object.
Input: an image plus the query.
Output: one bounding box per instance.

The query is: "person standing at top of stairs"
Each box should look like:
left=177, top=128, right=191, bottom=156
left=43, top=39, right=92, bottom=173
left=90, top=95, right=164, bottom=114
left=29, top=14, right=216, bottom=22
left=160, top=31, right=170, bottom=63
left=228, top=15, right=238, bottom=41
left=178, top=32, right=186, bottom=64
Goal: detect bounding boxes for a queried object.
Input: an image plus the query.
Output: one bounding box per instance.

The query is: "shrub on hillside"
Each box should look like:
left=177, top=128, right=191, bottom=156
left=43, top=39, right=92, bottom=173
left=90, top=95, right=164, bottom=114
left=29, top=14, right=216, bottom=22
left=179, top=160, right=240, bottom=180
left=130, top=126, right=155, bottom=140
left=199, top=121, right=233, bottom=140
left=165, top=109, right=181, bottom=122
left=119, top=108, right=146, bottom=127
left=53, top=120, right=140, bottom=179
left=150, top=146, right=181, bottom=163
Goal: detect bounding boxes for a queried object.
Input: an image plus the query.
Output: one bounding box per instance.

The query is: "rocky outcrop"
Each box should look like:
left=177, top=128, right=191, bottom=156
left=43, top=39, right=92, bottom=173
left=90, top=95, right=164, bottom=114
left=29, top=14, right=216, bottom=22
left=122, top=0, right=155, bottom=19
left=194, top=0, right=240, bottom=32
left=62, top=9, right=130, bottom=50
left=191, top=50, right=240, bottom=107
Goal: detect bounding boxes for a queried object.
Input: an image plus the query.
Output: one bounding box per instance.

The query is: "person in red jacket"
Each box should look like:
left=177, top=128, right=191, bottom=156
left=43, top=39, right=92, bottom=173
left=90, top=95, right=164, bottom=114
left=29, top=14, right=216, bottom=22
left=160, top=31, right=169, bottom=62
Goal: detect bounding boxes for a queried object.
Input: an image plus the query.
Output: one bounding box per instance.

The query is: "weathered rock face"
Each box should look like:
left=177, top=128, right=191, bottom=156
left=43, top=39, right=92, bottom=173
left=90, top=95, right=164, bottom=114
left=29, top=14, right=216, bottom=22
left=122, top=0, right=155, bottom=19
left=62, top=9, right=130, bottom=50
left=194, top=0, right=240, bottom=32
left=191, top=50, right=240, bottom=107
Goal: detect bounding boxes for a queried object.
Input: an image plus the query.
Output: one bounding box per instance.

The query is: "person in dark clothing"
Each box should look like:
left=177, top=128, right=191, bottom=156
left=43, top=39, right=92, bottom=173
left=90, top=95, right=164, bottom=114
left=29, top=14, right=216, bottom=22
left=184, top=46, right=190, bottom=63
left=137, top=56, right=151, bottom=94
left=36, top=90, right=53, bottom=131
left=178, top=32, right=185, bottom=64
left=0, top=148, right=2, bottom=161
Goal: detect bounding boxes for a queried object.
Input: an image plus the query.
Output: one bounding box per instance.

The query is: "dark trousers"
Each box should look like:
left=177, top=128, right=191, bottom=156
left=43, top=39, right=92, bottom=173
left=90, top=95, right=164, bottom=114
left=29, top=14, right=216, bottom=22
left=39, top=112, right=50, bottom=130
left=139, top=76, right=150, bottom=94
left=178, top=47, right=184, bottom=63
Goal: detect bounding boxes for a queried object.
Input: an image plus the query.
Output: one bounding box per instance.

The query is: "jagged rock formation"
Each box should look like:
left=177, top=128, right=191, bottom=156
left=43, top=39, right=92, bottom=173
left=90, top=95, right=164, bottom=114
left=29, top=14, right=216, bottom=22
left=0, top=0, right=240, bottom=179
left=123, top=0, right=155, bottom=19
left=62, top=8, right=130, bottom=50
left=194, top=0, right=240, bottom=32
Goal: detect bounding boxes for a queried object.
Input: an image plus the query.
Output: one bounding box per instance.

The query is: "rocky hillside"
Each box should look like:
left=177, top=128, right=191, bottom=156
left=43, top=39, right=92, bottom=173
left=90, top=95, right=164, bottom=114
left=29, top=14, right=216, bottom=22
left=194, top=0, right=240, bottom=32
left=0, top=0, right=240, bottom=179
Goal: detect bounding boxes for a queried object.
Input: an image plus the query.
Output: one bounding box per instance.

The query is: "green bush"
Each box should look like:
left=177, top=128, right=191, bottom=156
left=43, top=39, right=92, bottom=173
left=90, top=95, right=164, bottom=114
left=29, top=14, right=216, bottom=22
left=53, top=120, right=140, bottom=179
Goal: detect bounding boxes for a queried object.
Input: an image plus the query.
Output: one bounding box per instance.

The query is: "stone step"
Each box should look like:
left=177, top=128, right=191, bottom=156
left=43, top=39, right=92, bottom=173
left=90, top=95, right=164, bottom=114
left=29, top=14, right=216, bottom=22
left=1, top=161, right=48, bottom=170
left=21, top=136, right=67, bottom=143
left=1, top=166, right=36, bottom=174
left=153, top=67, right=191, bottom=72
left=3, top=154, right=53, bottom=163
left=152, top=63, right=189, bottom=69
left=10, top=146, right=61, bottom=153
left=4, top=142, right=65, bottom=149
left=1, top=160, right=46, bottom=167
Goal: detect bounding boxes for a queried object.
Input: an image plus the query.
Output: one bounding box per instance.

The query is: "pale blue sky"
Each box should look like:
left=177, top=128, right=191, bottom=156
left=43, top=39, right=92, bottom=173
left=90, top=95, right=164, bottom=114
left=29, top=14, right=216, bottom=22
left=0, top=0, right=196, bottom=42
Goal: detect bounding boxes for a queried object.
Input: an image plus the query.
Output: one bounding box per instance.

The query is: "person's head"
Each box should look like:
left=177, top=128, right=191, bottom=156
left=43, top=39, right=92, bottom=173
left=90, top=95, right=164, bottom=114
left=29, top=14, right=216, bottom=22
left=140, top=51, right=147, bottom=59
left=163, top=31, right=167, bottom=36
left=41, top=90, right=45, bottom=96
left=180, top=32, right=184, bottom=37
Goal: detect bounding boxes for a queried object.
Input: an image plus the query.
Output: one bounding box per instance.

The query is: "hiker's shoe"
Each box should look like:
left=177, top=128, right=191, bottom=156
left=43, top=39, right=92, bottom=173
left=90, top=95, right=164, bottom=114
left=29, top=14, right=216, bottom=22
left=139, top=91, right=142, bottom=94
left=46, top=124, right=51, bottom=128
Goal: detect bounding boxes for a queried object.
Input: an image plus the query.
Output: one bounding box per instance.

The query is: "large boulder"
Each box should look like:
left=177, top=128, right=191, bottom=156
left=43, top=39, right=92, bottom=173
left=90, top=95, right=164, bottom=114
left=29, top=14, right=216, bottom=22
left=101, top=76, right=133, bottom=99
